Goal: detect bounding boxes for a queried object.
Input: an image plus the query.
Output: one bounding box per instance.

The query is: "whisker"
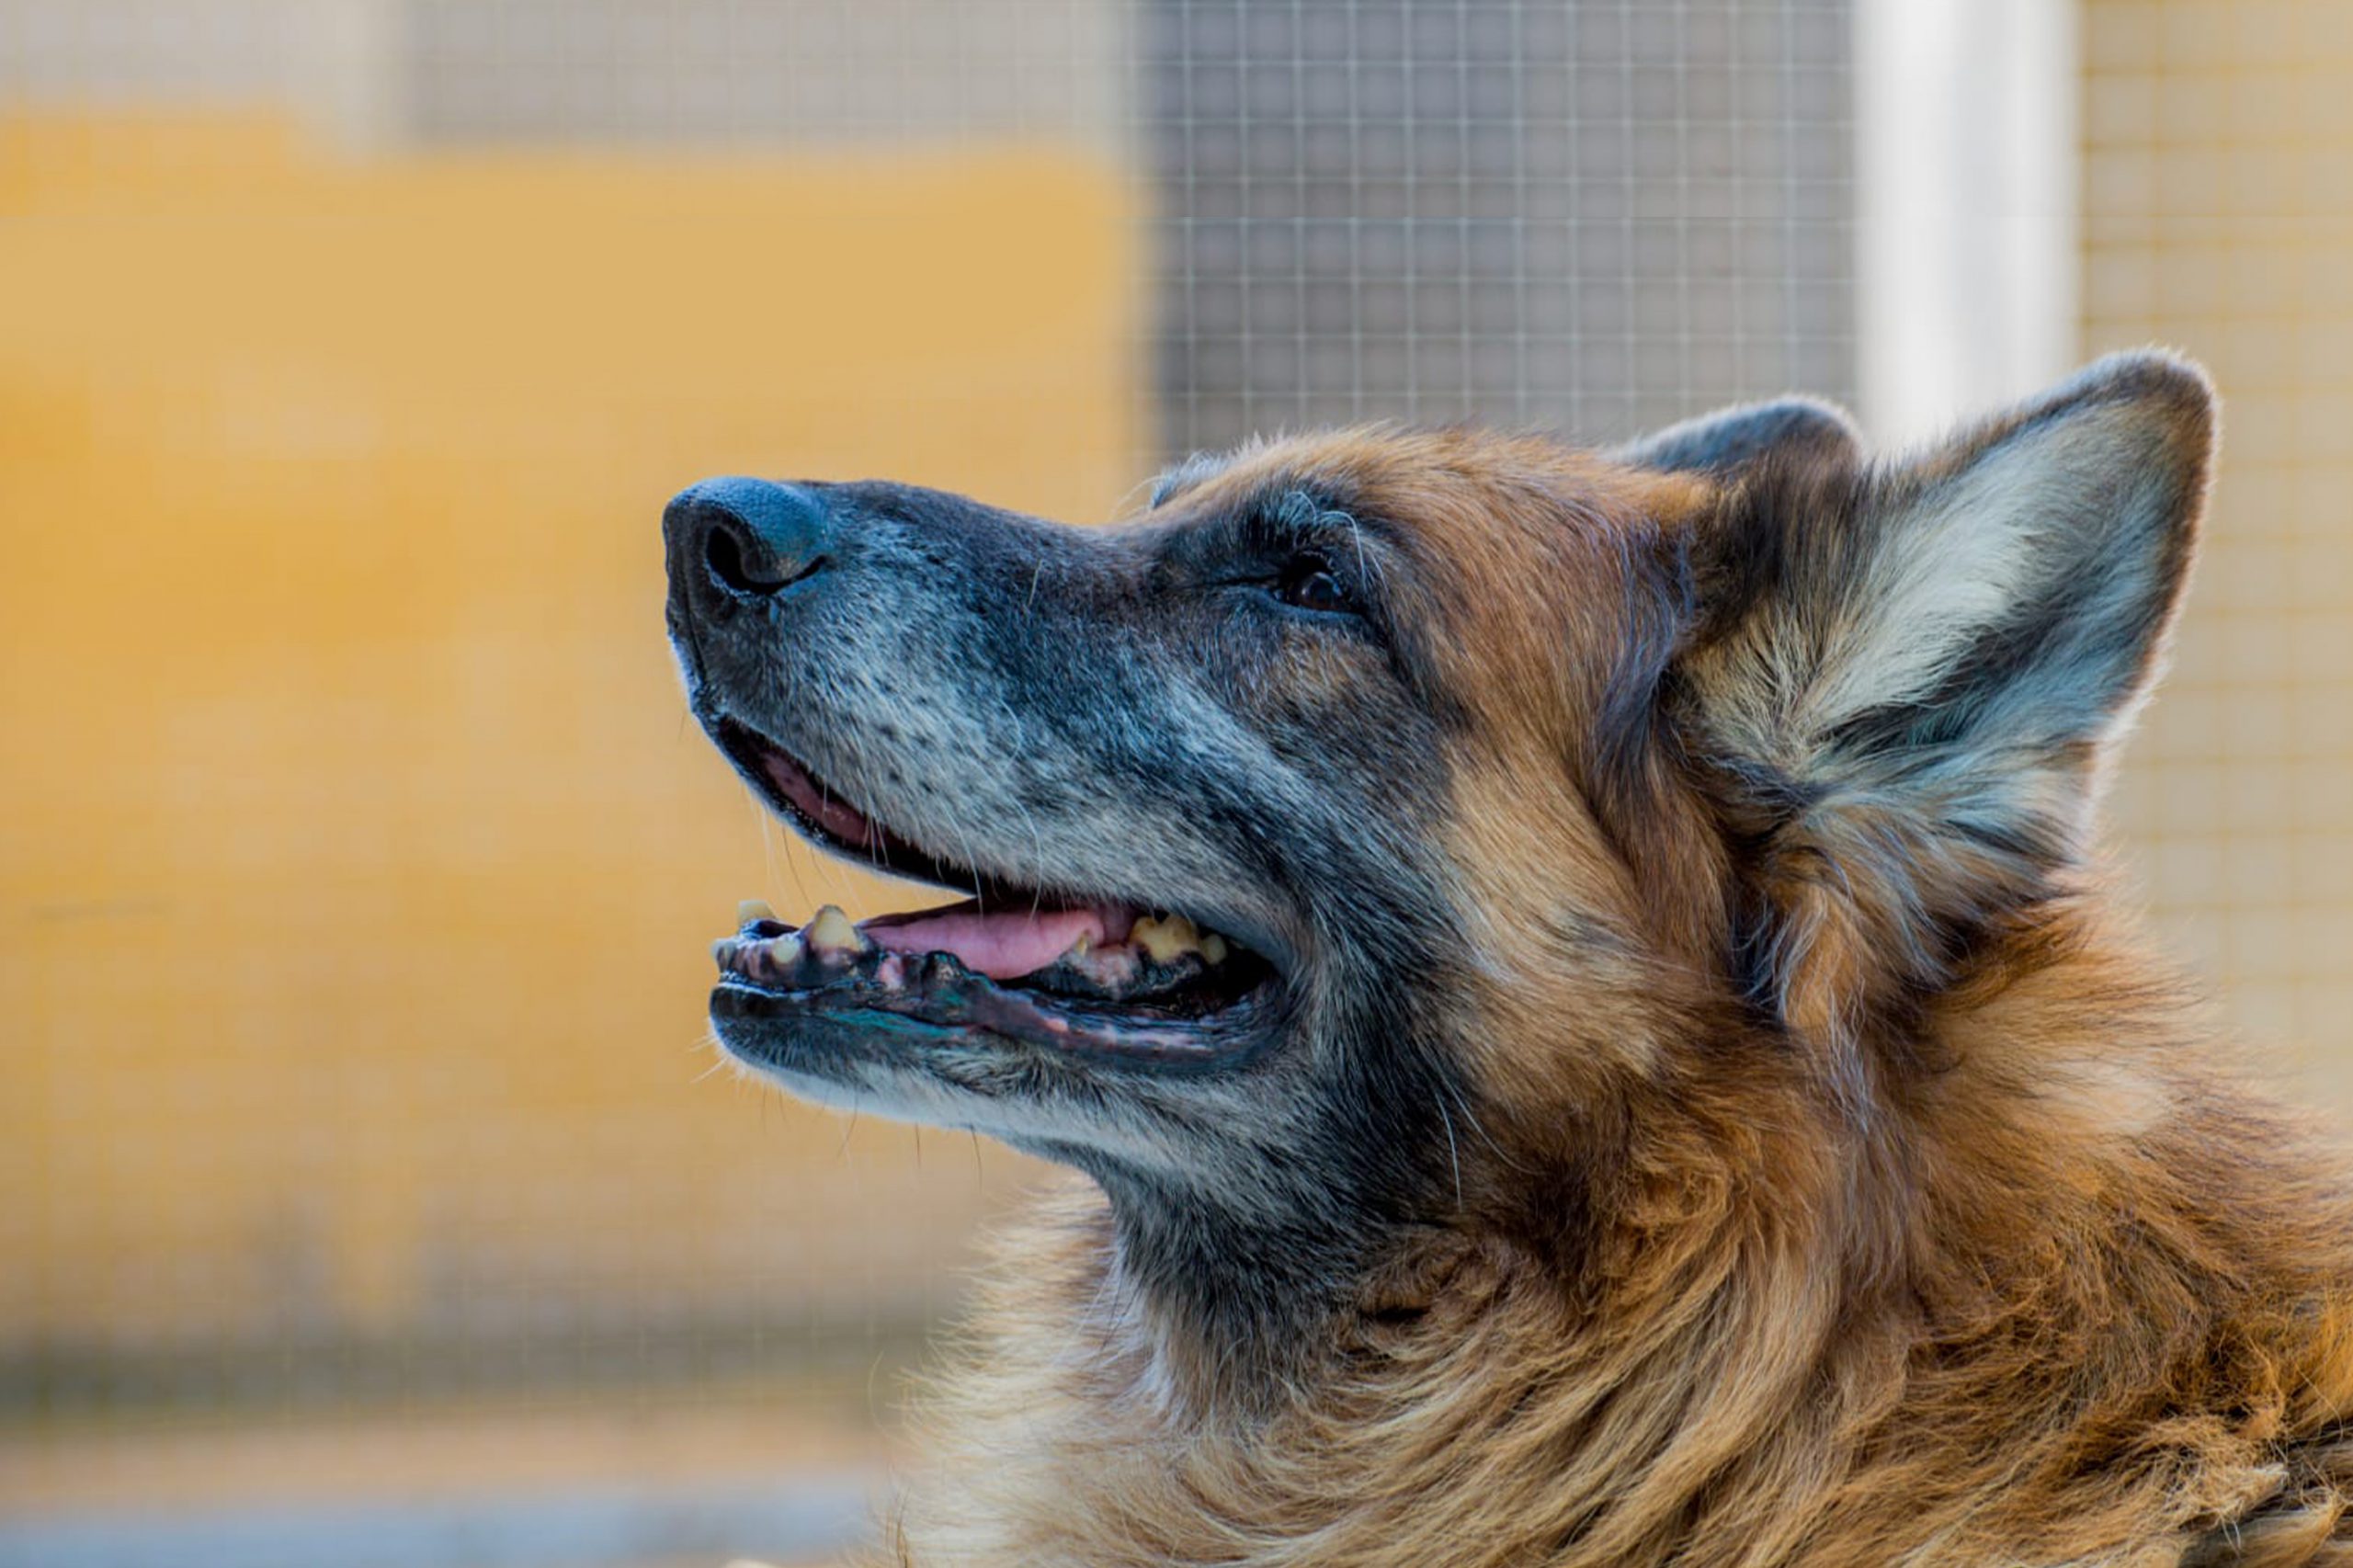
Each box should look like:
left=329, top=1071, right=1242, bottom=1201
left=1434, top=1092, right=1465, bottom=1210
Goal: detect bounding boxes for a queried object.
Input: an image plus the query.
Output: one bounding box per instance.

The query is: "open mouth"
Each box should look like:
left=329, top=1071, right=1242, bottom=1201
left=707, top=719, right=1276, bottom=1060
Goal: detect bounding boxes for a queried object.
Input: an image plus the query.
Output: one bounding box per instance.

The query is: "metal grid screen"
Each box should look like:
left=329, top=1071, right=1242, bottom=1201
left=1148, top=1, right=1853, bottom=455
left=2083, top=0, right=2353, bottom=1108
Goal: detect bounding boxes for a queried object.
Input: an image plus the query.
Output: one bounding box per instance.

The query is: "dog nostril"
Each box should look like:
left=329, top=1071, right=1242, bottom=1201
left=706, top=518, right=794, bottom=597
left=667, top=477, right=836, bottom=604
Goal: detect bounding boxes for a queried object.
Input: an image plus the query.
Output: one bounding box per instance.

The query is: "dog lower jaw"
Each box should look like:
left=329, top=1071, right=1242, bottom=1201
left=710, top=968, right=1277, bottom=1066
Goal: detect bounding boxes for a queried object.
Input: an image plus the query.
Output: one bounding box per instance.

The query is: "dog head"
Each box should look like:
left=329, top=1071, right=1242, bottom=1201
left=664, top=352, right=2214, bottom=1332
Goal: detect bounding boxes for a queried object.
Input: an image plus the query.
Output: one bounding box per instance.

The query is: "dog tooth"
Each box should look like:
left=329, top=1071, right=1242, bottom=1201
left=804, top=904, right=863, bottom=958
left=765, top=932, right=804, bottom=971
left=711, top=938, right=735, bottom=971
left=1133, top=914, right=1201, bottom=964
left=1200, top=932, right=1229, bottom=966
left=737, top=898, right=777, bottom=926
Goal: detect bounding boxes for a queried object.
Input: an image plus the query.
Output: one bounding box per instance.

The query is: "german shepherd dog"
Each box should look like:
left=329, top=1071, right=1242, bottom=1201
left=664, top=353, right=2353, bottom=1566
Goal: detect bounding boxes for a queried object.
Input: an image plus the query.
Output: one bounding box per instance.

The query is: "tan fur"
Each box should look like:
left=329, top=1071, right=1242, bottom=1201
left=878, top=419, right=2353, bottom=1567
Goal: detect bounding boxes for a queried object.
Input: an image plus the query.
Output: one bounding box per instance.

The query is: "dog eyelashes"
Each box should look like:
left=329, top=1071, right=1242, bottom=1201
left=1270, top=552, right=1352, bottom=615
left=1230, top=490, right=1387, bottom=624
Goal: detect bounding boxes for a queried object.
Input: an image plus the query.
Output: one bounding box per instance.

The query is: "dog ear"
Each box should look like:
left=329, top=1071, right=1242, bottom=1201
left=1615, top=395, right=1863, bottom=476
left=1673, top=352, right=2216, bottom=1079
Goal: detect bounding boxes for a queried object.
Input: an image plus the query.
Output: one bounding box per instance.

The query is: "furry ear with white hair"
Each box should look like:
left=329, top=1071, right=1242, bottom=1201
left=1654, top=352, right=2217, bottom=1074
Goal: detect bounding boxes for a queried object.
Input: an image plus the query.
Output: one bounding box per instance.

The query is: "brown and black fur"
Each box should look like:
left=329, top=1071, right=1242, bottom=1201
left=664, top=352, right=2353, bottom=1565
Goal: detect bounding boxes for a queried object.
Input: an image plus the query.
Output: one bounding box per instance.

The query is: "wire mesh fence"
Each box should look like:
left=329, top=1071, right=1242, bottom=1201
left=1146, top=1, right=1852, bottom=452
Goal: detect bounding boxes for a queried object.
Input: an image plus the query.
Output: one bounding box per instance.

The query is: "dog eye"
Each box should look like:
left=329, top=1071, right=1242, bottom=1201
left=1272, top=554, right=1350, bottom=615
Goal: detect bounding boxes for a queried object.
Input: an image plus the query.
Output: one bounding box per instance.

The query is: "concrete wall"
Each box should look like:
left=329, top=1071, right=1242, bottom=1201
left=0, top=0, right=1131, bottom=152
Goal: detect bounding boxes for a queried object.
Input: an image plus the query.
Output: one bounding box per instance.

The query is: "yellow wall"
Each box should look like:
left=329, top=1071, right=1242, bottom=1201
left=2083, top=2, right=2353, bottom=1110
left=0, top=114, right=1136, bottom=1351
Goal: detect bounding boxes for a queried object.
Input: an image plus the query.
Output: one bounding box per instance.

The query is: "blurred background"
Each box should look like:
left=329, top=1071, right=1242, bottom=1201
left=2, top=2, right=2347, bottom=1564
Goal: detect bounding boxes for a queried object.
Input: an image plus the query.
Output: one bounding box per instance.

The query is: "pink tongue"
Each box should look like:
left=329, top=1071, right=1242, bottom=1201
left=864, top=904, right=1120, bottom=981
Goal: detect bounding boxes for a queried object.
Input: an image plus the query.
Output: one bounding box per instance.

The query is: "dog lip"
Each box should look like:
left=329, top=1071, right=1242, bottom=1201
left=735, top=722, right=889, bottom=853
left=710, top=714, right=988, bottom=903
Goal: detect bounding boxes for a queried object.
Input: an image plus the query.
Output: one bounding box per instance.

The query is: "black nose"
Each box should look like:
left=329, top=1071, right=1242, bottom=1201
left=665, top=477, right=835, bottom=603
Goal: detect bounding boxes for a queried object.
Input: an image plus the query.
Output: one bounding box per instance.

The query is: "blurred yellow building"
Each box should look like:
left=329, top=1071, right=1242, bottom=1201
left=0, top=109, right=1135, bottom=1377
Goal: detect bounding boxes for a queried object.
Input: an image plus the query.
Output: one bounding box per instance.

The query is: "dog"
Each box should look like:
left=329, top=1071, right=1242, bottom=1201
left=664, top=352, right=2353, bottom=1566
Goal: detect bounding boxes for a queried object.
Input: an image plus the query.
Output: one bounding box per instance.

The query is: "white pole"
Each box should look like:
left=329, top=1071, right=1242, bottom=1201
left=1854, top=0, right=2080, bottom=447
